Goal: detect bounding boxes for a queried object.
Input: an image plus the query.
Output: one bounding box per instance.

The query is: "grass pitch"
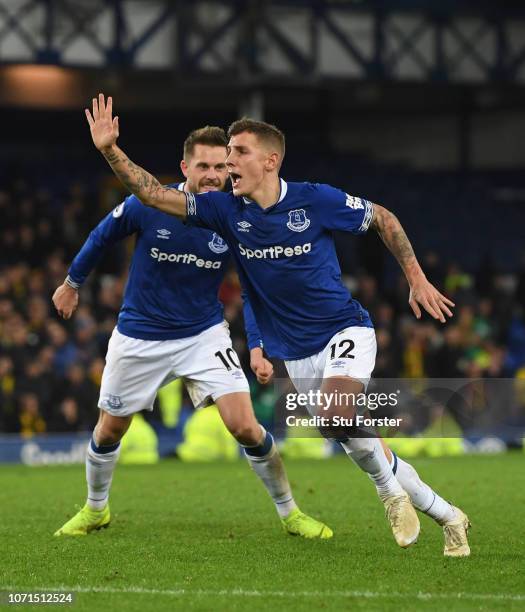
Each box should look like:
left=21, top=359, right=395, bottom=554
left=1, top=453, right=523, bottom=611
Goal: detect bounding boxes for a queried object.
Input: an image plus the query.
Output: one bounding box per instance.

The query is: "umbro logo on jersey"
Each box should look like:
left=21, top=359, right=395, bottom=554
left=287, top=209, right=310, bottom=232
left=157, top=229, right=171, bottom=240
left=237, top=221, right=252, bottom=232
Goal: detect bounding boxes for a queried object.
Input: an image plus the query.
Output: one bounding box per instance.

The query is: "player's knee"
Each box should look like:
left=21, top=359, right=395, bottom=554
left=95, top=427, right=122, bottom=446
left=95, top=418, right=128, bottom=445
left=316, top=402, right=358, bottom=441
left=228, top=421, right=260, bottom=445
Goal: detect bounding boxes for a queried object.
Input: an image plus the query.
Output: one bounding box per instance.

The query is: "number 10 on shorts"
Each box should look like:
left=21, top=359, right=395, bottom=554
left=215, top=348, right=241, bottom=370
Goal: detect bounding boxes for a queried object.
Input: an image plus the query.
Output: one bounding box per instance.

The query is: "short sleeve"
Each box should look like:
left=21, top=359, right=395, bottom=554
left=185, top=191, right=229, bottom=236
left=312, top=183, right=374, bottom=234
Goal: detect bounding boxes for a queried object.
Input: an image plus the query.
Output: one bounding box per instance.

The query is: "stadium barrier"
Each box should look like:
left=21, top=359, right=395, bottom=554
left=0, top=432, right=179, bottom=465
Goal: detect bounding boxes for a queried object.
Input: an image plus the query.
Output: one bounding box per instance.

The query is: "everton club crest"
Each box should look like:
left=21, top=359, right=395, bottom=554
left=287, top=209, right=310, bottom=232
left=208, top=233, right=229, bottom=254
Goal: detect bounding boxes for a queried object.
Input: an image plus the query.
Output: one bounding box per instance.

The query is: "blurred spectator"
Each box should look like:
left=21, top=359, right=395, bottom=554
left=432, top=325, right=467, bottom=378
left=421, top=252, right=445, bottom=288
left=6, top=315, right=36, bottom=373
left=61, top=364, right=98, bottom=426
left=444, top=264, right=474, bottom=298
left=16, top=360, right=53, bottom=416
left=46, top=320, right=78, bottom=377
left=374, top=328, right=400, bottom=377
left=52, top=397, right=88, bottom=433
left=73, top=310, right=100, bottom=367
left=16, top=392, right=46, bottom=438
left=88, top=358, right=105, bottom=387
left=0, top=356, right=16, bottom=431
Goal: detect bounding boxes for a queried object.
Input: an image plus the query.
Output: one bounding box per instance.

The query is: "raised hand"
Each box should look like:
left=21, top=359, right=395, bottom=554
left=85, top=93, right=119, bottom=151
left=84, top=95, right=188, bottom=219
left=408, top=277, right=455, bottom=323
left=52, top=283, right=79, bottom=320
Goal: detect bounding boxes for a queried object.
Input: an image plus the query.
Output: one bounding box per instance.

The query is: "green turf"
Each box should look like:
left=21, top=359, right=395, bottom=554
left=1, top=453, right=523, bottom=611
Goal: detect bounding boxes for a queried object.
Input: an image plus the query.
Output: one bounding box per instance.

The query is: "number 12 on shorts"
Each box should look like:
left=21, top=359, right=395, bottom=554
left=329, top=339, right=355, bottom=359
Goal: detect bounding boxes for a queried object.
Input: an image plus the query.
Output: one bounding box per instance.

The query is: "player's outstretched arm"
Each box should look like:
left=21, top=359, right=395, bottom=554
left=370, top=204, right=454, bottom=323
left=85, top=93, right=186, bottom=219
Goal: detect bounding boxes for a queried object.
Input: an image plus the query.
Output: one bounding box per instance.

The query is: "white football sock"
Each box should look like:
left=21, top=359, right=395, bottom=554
left=341, top=436, right=405, bottom=501
left=86, top=437, right=120, bottom=511
left=390, top=452, right=456, bottom=524
left=244, top=427, right=298, bottom=518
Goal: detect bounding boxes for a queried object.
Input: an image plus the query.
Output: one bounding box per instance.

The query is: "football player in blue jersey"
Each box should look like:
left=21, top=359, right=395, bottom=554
left=52, top=124, right=332, bottom=540
left=85, top=94, right=470, bottom=557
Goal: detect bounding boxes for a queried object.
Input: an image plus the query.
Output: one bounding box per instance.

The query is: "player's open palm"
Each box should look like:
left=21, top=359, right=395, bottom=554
left=85, top=93, right=119, bottom=151
left=409, top=277, right=455, bottom=323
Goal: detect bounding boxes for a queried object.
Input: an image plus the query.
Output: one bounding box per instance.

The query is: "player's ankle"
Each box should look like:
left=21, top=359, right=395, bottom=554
left=277, top=499, right=298, bottom=519
left=86, top=499, right=107, bottom=511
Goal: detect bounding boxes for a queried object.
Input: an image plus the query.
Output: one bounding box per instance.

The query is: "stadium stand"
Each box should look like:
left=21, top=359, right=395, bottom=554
left=1, top=162, right=524, bottom=445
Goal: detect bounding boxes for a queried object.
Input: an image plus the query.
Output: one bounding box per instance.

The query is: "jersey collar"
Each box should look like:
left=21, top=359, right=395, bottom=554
left=242, top=178, right=288, bottom=208
left=178, top=182, right=186, bottom=192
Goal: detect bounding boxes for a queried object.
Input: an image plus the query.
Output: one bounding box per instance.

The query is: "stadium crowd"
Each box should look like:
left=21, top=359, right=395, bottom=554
left=1, top=177, right=524, bottom=438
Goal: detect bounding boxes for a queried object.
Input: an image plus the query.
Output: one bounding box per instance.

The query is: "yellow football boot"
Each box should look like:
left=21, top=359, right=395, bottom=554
left=54, top=503, right=110, bottom=536
left=281, top=508, right=333, bottom=539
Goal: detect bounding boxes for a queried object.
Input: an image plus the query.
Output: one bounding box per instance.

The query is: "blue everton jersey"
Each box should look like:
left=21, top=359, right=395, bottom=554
left=68, top=187, right=261, bottom=343
left=186, top=180, right=374, bottom=360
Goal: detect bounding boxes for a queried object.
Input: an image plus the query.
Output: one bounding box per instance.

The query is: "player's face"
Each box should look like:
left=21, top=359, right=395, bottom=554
left=181, top=144, right=228, bottom=193
left=227, top=132, right=270, bottom=197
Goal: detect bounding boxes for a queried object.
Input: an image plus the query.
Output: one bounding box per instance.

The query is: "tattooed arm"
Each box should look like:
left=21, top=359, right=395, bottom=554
left=370, top=203, right=455, bottom=322
left=85, top=94, right=186, bottom=219
left=101, top=144, right=186, bottom=219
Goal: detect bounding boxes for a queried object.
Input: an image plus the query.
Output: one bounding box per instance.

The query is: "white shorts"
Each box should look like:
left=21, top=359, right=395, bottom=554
left=98, top=322, right=249, bottom=416
left=285, top=326, right=377, bottom=412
